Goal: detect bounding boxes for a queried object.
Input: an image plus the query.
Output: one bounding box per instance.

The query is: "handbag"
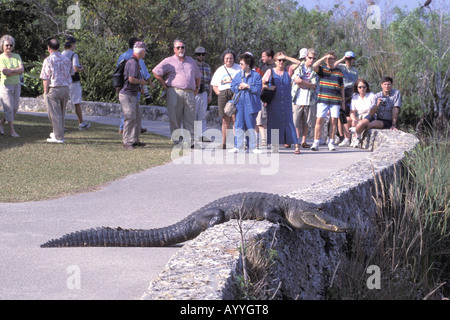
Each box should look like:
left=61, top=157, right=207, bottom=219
left=260, top=68, right=276, bottom=104
left=224, top=91, right=241, bottom=117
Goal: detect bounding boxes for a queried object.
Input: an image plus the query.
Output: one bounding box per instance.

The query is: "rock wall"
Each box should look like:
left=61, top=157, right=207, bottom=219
left=141, top=129, right=419, bottom=300
left=18, top=97, right=221, bottom=129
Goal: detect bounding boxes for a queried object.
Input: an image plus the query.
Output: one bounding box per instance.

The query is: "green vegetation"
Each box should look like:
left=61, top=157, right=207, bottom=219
left=330, top=131, right=449, bottom=299
left=1, top=0, right=448, bottom=126
left=0, top=113, right=173, bottom=202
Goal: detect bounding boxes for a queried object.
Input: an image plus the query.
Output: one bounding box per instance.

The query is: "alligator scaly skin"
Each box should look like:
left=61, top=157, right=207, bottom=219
left=40, top=192, right=348, bottom=248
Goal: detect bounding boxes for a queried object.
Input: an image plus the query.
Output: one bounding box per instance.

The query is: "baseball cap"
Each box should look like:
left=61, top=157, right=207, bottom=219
left=133, top=41, right=147, bottom=50
left=195, top=47, right=207, bottom=54
left=345, top=51, right=356, bottom=58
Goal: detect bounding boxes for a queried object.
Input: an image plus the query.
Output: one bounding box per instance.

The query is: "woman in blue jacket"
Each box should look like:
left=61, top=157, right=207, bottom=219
left=229, top=53, right=262, bottom=154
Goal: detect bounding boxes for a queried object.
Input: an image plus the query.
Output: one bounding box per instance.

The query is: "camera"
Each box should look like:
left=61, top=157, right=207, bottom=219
left=141, top=85, right=153, bottom=105
left=380, top=97, right=387, bottom=105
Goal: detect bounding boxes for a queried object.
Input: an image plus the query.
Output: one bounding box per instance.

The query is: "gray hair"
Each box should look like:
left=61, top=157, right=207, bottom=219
left=173, top=39, right=185, bottom=47
left=0, top=35, right=15, bottom=52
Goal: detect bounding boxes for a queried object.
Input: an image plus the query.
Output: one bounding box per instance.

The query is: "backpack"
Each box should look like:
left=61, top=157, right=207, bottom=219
left=111, top=56, right=138, bottom=89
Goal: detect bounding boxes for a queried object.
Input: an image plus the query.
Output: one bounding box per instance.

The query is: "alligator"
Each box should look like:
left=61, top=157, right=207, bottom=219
left=40, top=192, right=348, bottom=248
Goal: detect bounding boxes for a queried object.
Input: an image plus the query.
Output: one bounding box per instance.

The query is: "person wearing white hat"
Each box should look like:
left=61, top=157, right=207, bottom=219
left=333, top=51, right=359, bottom=147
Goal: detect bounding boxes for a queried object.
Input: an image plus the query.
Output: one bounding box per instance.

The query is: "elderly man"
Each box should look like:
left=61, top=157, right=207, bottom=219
left=153, top=40, right=201, bottom=146
left=118, top=41, right=148, bottom=150
left=40, top=38, right=72, bottom=143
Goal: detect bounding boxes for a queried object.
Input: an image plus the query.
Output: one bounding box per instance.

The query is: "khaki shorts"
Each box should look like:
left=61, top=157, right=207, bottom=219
left=292, top=104, right=309, bottom=128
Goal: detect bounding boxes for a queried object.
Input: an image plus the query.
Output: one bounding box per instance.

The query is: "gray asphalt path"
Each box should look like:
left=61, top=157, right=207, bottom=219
left=0, top=112, right=368, bottom=300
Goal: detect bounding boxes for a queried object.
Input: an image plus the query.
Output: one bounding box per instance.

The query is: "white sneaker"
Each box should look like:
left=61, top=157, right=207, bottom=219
left=228, top=147, right=239, bottom=153
left=79, top=121, right=91, bottom=131
left=339, top=139, right=350, bottom=147
left=310, top=141, right=319, bottom=151
left=250, top=148, right=262, bottom=154
left=47, top=137, right=65, bottom=143
left=328, top=142, right=336, bottom=151
left=334, top=136, right=342, bottom=145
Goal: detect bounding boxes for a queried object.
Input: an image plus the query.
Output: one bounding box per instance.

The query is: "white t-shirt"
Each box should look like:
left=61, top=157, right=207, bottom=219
left=210, top=64, right=240, bottom=91
left=351, top=92, right=375, bottom=119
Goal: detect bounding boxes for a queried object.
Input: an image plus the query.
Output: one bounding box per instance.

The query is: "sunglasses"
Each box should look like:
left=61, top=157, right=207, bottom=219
left=196, top=53, right=205, bottom=56
left=4, top=44, right=13, bottom=48
left=307, top=56, right=316, bottom=60
left=358, top=86, right=367, bottom=89
left=175, top=46, right=185, bottom=50
left=277, top=59, right=286, bottom=62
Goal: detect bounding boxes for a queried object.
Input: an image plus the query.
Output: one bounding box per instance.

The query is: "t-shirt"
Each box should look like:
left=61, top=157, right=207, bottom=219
left=0, top=53, right=23, bottom=85
left=351, top=92, right=375, bottom=119
left=119, top=57, right=141, bottom=96
left=338, top=64, right=358, bottom=88
left=210, top=64, right=240, bottom=91
left=316, top=65, right=344, bottom=104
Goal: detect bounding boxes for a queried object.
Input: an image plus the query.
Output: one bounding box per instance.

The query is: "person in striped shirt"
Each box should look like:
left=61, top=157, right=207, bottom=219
left=310, top=51, right=345, bottom=151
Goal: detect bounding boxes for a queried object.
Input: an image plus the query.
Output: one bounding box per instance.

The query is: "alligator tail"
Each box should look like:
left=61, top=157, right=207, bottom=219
left=40, top=221, right=202, bottom=248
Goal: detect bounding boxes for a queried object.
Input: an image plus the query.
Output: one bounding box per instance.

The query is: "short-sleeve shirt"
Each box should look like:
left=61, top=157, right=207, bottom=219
left=316, top=65, right=344, bottom=104
left=40, top=52, right=72, bottom=87
left=0, top=53, right=23, bottom=85
left=351, top=92, right=375, bottom=118
left=152, top=55, right=201, bottom=91
left=210, top=64, right=241, bottom=91
left=372, top=89, right=402, bottom=121
left=119, top=57, right=141, bottom=96
left=338, top=64, right=359, bottom=88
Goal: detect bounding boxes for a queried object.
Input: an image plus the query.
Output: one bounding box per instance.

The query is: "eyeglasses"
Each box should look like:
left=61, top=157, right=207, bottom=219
left=196, top=53, right=205, bottom=56
left=307, top=56, right=316, bottom=60
left=358, top=86, right=367, bottom=89
left=175, top=46, right=185, bottom=50
left=277, top=59, right=286, bottom=62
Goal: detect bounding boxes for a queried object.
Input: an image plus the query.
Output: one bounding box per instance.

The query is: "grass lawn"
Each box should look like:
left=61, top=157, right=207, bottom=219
left=0, top=112, right=173, bottom=202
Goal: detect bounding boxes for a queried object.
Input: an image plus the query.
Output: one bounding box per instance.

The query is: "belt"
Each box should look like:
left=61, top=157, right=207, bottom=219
left=171, top=87, right=194, bottom=93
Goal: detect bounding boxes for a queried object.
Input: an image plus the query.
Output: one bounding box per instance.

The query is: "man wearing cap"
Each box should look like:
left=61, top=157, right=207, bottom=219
left=291, top=48, right=318, bottom=151
left=62, top=36, right=91, bottom=131
left=194, top=46, right=212, bottom=142
left=152, top=40, right=201, bottom=146
left=118, top=41, right=148, bottom=149
left=333, top=51, right=359, bottom=146
left=116, top=37, right=155, bottom=134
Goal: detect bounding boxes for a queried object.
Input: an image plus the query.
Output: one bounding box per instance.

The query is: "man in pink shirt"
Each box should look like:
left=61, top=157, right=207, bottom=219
left=153, top=40, right=201, bottom=146
left=40, top=38, right=72, bottom=143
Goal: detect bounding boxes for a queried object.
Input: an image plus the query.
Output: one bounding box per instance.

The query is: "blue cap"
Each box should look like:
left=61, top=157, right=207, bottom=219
left=345, top=51, right=356, bottom=58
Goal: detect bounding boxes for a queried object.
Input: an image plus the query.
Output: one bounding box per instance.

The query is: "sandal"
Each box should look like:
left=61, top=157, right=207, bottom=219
left=284, top=144, right=291, bottom=148
left=294, top=145, right=300, bottom=154
left=301, top=142, right=311, bottom=148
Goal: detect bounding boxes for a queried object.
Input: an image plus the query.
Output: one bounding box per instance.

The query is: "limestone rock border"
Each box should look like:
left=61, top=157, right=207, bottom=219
left=141, top=129, right=419, bottom=300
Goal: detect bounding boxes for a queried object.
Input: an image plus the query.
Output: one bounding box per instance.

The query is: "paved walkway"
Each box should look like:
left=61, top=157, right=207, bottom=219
left=0, top=112, right=369, bottom=300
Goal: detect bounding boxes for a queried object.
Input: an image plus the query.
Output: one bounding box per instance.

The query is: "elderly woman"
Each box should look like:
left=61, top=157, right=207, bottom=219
left=228, top=52, right=262, bottom=154
left=262, top=52, right=297, bottom=153
left=210, top=49, right=241, bottom=149
left=0, top=35, right=24, bottom=137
